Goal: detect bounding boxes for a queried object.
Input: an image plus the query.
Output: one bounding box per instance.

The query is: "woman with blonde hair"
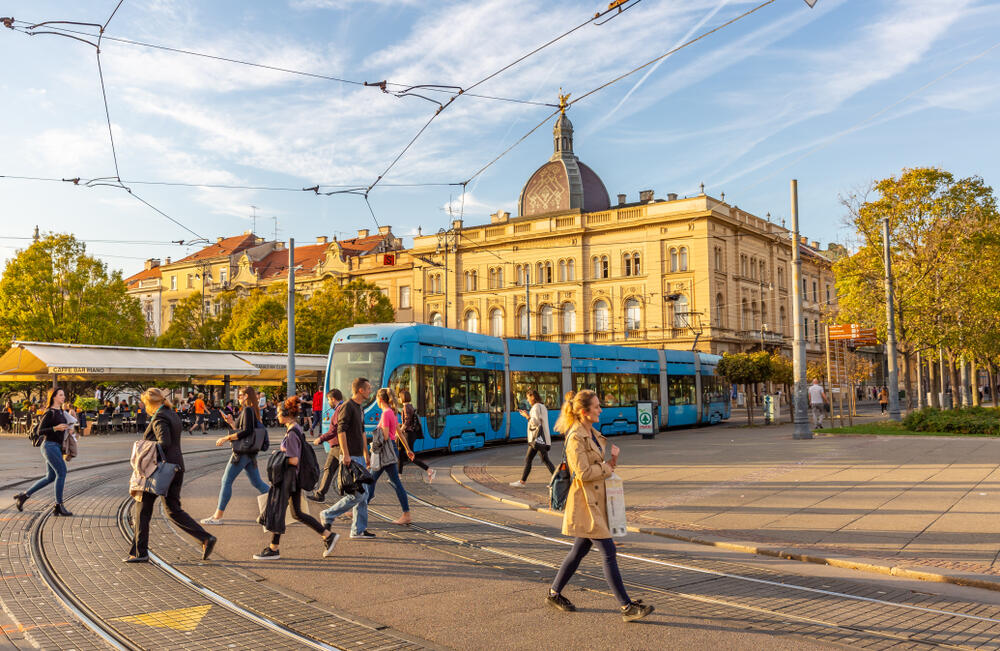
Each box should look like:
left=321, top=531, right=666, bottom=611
left=125, top=388, right=215, bottom=563
left=545, top=390, right=654, bottom=622
left=553, top=390, right=576, bottom=435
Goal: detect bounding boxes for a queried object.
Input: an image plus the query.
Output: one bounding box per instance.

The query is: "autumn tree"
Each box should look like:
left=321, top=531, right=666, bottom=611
left=296, top=279, right=395, bottom=354
left=0, top=233, right=145, bottom=353
left=157, top=292, right=232, bottom=350
left=715, top=351, right=774, bottom=425
left=220, top=285, right=287, bottom=352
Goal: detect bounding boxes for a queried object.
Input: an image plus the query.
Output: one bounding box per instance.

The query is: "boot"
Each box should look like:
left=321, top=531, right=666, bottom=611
left=52, top=503, right=73, bottom=517
left=13, top=493, right=27, bottom=511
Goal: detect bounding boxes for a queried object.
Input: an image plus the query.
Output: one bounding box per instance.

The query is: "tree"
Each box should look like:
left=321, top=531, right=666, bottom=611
left=0, top=233, right=146, bottom=353
left=296, top=279, right=395, bottom=354
left=220, top=285, right=287, bottom=352
left=715, top=351, right=773, bottom=425
left=157, top=292, right=232, bottom=349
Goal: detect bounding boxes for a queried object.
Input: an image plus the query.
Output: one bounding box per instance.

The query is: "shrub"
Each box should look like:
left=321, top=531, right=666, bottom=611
left=73, top=396, right=100, bottom=412
left=903, top=406, right=1000, bottom=435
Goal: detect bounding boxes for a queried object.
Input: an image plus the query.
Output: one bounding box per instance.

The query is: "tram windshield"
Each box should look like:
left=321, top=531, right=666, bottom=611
left=329, top=342, right=387, bottom=406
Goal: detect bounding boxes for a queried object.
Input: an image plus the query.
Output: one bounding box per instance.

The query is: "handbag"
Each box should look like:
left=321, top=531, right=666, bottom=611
left=549, top=460, right=571, bottom=511
left=232, top=412, right=267, bottom=455
left=142, top=444, right=179, bottom=496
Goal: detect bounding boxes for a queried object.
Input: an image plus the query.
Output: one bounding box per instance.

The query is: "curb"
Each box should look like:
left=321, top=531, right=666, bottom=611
left=449, top=465, right=1000, bottom=593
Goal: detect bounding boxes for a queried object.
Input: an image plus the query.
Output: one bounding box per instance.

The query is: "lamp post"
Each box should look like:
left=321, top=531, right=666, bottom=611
left=790, top=179, right=811, bottom=439
left=436, top=228, right=458, bottom=328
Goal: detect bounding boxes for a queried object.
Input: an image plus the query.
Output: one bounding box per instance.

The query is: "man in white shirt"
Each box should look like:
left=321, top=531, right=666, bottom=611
left=510, top=390, right=555, bottom=487
left=808, top=379, right=827, bottom=428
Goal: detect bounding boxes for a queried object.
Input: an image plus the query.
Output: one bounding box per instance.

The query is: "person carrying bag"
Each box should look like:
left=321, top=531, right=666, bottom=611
left=510, top=390, right=555, bottom=488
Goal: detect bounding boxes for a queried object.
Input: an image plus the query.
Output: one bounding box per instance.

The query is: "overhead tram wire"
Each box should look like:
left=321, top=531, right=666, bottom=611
left=3, top=19, right=553, bottom=108
left=0, top=175, right=465, bottom=192
left=365, top=1, right=645, bottom=195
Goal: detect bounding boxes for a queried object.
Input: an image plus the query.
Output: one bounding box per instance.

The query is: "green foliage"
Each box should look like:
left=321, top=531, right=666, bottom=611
left=157, top=292, right=232, bottom=350
left=902, top=407, right=1000, bottom=436
left=769, top=354, right=793, bottom=387
left=220, top=285, right=287, bottom=352
left=296, top=279, right=395, bottom=354
left=716, top=351, right=775, bottom=424
left=73, top=396, right=100, bottom=412
left=0, top=233, right=146, bottom=353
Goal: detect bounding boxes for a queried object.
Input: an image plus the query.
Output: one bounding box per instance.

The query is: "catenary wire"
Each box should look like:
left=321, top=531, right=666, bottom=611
left=0, top=175, right=465, bottom=191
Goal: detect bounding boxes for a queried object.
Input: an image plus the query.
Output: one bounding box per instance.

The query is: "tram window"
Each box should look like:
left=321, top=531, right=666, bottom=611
left=702, top=375, right=728, bottom=403
left=467, top=370, right=486, bottom=413
left=487, top=370, right=504, bottom=430
left=331, top=343, right=387, bottom=408
left=668, top=376, right=697, bottom=406
left=512, top=371, right=561, bottom=411
left=446, top=368, right=469, bottom=414
left=420, top=365, right=446, bottom=439
left=638, top=375, right=659, bottom=402
left=387, top=365, right=417, bottom=406
left=573, top=372, right=597, bottom=395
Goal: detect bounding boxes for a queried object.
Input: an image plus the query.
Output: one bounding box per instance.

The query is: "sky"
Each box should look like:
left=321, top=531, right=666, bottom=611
left=1, top=0, right=998, bottom=278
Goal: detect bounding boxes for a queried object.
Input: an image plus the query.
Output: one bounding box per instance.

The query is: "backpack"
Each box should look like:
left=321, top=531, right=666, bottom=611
left=28, top=415, right=44, bottom=447
left=297, top=429, right=321, bottom=492
left=403, top=404, right=424, bottom=441
left=549, top=460, right=571, bottom=511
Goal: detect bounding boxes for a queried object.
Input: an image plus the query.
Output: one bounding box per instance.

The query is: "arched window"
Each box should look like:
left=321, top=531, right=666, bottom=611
left=430, top=312, right=443, bottom=327
left=741, top=298, right=749, bottom=330
left=624, top=298, right=641, bottom=331
left=536, top=262, right=544, bottom=284
left=679, top=247, right=688, bottom=271
left=751, top=303, right=759, bottom=330
left=496, top=267, right=503, bottom=288
left=472, top=270, right=478, bottom=291
left=760, top=261, right=766, bottom=280
left=490, top=308, right=503, bottom=338
left=567, top=258, right=575, bottom=281
left=464, top=271, right=471, bottom=291
left=673, top=295, right=689, bottom=328
left=750, top=257, right=756, bottom=280
left=715, top=293, right=725, bottom=327
left=488, top=268, right=495, bottom=289
left=623, top=253, right=632, bottom=277
left=592, top=256, right=600, bottom=279
left=562, top=302, right=576, bottom=333
left=632, top=252, right=640, bottom=275
left=540, top=304, right=553, bottom=335
left=777, top=267, right=784, bottom=288
left=779, top=305, right=787, bottom=334
left=516, top=265, right=524, bottom=286
left=600, top=255, right=609, bottom=278
left=558, top=259, right=566, bottom=282
left=464, top=310, right=478, bottom=333
left=545, top=261, right=553, bottom=283
left=593, top=300, right=609, bottom=332
left=670, top=248, right=678, bottom=272
left=715, top=248, right=723, bottom=271
left=517, top=305, right=528, bottom=337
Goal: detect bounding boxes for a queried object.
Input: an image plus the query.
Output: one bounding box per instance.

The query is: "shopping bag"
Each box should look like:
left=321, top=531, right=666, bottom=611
left=605, top=472, right=627, bottom=538
left=257, top=492, right=309, bottom=530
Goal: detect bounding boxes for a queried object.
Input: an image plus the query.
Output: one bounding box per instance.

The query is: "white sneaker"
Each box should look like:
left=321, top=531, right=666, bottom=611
left=323, top=533, right=340, bottom=557
left=509, top=480, right=526, bottom=487
left=200, top=517, right=223, bottom=525
left=426, top=468, right=437, bottom=484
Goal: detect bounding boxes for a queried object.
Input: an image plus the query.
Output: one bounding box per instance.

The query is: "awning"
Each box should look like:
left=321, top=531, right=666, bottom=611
left=0, top=341, right=326, bottom=386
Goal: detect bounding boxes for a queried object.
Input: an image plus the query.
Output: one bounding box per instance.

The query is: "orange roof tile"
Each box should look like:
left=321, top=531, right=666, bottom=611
left=174, top=233, right=260, bottom=264
left=124, top=265, right=162, bottom=288
left=337, top=234, right=386, bottom=256
left=253, top=243, right=329, bottom=280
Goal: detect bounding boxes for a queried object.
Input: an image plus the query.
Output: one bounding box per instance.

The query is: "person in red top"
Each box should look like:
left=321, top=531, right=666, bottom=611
left=188, top=392, right=208, bottom=435
left=311, top=389, right=324, bottom=434
left=306, top=389, right=344, bottom=502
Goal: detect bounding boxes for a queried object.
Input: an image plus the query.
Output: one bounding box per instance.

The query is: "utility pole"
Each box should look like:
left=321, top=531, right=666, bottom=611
left=525, top=268, right=531, bottom=340
left=882, top=218, right=901, bottom=420
left=437, top=228, right=457, bottom=328
left=287, top=238, right=296, bottom=398
left=790, top=180, right=811, bottom=439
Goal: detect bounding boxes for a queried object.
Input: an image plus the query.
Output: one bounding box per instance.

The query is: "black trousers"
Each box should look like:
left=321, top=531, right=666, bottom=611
left=397, top=441, right=430, bottom=472
left=131, top=470, right=211, bottom=557
left=521, top=443, right=555, bottom=482
left=314, top=449, right=340, bottom=498
left=271, top=489, right=326, bottom=544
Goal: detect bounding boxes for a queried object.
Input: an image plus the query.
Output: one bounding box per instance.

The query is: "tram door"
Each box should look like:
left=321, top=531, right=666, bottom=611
left=419, top=364, right=446, bottom=439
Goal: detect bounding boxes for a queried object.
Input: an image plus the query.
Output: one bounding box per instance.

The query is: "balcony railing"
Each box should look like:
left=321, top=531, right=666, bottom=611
left=735, top=330, right=786, bottom=344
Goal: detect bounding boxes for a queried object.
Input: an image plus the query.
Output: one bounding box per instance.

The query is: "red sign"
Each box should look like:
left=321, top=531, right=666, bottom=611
left=382, top=253, right=396, bottom=266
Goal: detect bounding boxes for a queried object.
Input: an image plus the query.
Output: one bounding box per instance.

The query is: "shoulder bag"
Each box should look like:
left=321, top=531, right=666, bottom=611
left=143, top=444, right=179, bottom=496
left=232, top=410, right=268, bottom=455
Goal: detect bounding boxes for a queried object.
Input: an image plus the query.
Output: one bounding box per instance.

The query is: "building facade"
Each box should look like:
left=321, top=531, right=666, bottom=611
left=125, top=110, right=836, bottom=359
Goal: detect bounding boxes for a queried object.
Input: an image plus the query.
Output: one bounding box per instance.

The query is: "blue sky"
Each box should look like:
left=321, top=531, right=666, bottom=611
left=1, top=0, right=998, bottom=276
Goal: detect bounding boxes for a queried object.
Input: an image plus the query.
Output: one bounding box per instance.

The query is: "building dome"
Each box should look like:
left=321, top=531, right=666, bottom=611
left=517, top=106, right=610, bottom=217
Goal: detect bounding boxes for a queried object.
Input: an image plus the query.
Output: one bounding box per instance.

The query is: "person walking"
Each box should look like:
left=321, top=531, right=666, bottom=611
left=879, top=386, right=889, bottom=415
left=310, top=388, right=324, bottom=435
left=188, top=392, right=208, bottom=435
left=510, top=390, right=555, bottom=487
left=546, top=390, right=653, bottom=622
left=201, top=387, right=270, bottom=525
left=319, top=377, right=376, bottom=540
left=367, top=389, right=412, bottom=525
left=254, top=398, right=339, bottom=560
left=307, top=389, right=345, bottom=502
left=808, top=379, right=827, bottom=428
left=396, top=389, right=435, bottom=483
left=125, top=389, right=216, bottom=563
left=14, top=387, right=73, bottom=516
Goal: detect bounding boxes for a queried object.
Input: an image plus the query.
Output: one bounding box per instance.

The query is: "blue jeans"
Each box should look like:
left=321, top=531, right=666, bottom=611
left=217, top=454, right=270, bottom=511
left=25, top=441, right=67, bottom=503
left=319, top=455, right=369, bottom=536
left=369, top=462, right=409, bottom=513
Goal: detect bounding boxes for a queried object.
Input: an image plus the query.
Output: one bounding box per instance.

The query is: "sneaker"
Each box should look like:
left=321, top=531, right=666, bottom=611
left=426, top=468, right=437, bottom=484
left=253, top=547, right=280, bottom=560
left=202, top=535, right=217, bottom=561
left=621, top=600, right=654, bottom=622
left=349, top=530, right=377, bottom=540
left=123, top=555, right=149, bottom=564
left=509, top=480, right=526, bottom=487
left=323, top=532, right=340, bottom=557
left=200, top=517, right=223, bottom=525
left=546, top=592, right=576, bottom=612
left=306, top=493, right=326, bottom=502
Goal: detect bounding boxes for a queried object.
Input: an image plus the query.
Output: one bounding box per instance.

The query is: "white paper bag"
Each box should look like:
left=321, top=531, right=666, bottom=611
left=605, top=473, right=627, bottom=538
left=257, top=491, right=310, bottom=530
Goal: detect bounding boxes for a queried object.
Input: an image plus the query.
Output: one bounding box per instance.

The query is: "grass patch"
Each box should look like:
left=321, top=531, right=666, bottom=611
left=815, top=420, right=999, bottom=437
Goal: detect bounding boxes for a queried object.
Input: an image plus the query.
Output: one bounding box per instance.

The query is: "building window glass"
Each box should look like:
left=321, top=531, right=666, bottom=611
left=567, top=259, right=575, bottom=281
left=624, top=298, right=640, bottom=332
left=812, top=281, right=818, bottom=303
left=777, top=267, right=784, bottom=288
left=741, top=298, right=749, bottom=330
left=593, top=300, right=609, bottom=332
left=430, top=312, right=443, bottom=327
left=760, top=261, right=766, bottom=280
left=562, top=302, right=575, bottom=333
left=170, top=275, right=177, bottom=290
left=623, top=254, right=632, bottom=277
left=496, top=268, right=503, bottom=288
left=632, top=253, right=640, bottom=275
left=399, top=285, right=411, bottom=309
left=780, top=306, right=787, bottom=334
left=465, top=310, right=478, bottom=333
left=490, top=308, right=503, bottom=337
left=540, top=304, right=553, bottom=335
left=219, top=269, right=227, bottom=285
left=715, top=247, right=722, bottom=271
left=670, top=248, right=678, bottom=272
left=517, top=305, right=528, bottom=337
left=516, top=265, right=524, bottom=286
left=826, top=284, right=831, bottom=304
left=674, top=295, right=689, bottom=328
left=715, top=293, right=725, bottom=327
left=186, top=274, right=193, bottom=289
left=600, top=255, right=609, bottom=278
left=558, top=260, right=566, bottom=282
left=544, top=261, right=552, bottom=283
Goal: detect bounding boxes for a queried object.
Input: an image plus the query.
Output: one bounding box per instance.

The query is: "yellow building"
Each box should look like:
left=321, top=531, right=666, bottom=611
left=127, top=111, right=836, bottom=360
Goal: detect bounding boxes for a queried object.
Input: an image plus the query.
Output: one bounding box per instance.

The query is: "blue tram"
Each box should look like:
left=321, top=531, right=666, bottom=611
left=322, top=323, right=730, bottom=453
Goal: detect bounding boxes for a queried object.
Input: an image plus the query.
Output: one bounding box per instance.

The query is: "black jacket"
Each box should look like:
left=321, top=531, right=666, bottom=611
left=337, top=399, right=366, bottom=457
left=230, top=406, right=261, bottom=460
left=37, top=408, right=68, bottom=445
left=261, top=451, right=294, bottom=534
left=144, top=407, right=185, bottom=471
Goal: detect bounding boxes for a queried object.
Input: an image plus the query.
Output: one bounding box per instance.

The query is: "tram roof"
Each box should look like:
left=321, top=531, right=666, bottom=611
left=0, top=341, right=326, bottom=385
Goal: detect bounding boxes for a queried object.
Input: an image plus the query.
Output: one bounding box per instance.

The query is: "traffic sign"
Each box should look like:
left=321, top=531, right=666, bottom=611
left=829, top=324, right=876, bottom=340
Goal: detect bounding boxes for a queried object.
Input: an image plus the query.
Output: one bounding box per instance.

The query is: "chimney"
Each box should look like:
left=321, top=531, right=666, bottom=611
left=216, top=236, right=224, bottom=244
left=357, top=229, right=369, bottom=238
left=452, top=219, right=463, bottom=230
left=316, top=236, right=328, bottom=245
left=639, top=190, right=654, bottom=202
left=801, top=236, right=808, bottom=244
left=378, top=225, right=391, bottom=235
left=667, top=192, right=678, bottom=201
left=617, top=193, right=627, bottom=206
left=144, top=258, right=160, bottom=270
left=490, top=210, right=510, bottom=223
left=164, top=257, right=171, bottom=265
left=811, top=241, right=820, bottom=249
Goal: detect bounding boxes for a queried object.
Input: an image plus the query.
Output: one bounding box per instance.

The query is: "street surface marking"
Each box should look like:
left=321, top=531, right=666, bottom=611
left=113, top=604, right=211, bottom=632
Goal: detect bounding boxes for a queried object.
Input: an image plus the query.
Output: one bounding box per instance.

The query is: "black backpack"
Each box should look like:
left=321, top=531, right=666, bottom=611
left=28, top=415, right=44, bottom=447
left=297, top=429, right=321, bottom=492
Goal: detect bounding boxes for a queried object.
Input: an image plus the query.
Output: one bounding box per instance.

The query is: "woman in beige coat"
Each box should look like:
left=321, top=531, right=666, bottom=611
left=546, top=390, right=654, bottom=622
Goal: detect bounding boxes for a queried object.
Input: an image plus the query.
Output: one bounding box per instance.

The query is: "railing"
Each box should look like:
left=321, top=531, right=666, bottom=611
left=618, top=206, right=642, bottom=221
left=486, top=226, right=506, bottom=238
left=555, top=216, right=576, bottom=228
left=514, top=223, right=531, bottom=234
left=586, top=211, right=612, bottom=225
left=464, top=230, right=480, bottom=239
left=591, top=331, right=611, bottom=341
left=735, top=330, right=786, bottom=344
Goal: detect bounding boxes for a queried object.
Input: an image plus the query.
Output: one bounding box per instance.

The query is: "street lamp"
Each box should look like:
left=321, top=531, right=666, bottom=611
left=436, top=227, right=458, bottom=328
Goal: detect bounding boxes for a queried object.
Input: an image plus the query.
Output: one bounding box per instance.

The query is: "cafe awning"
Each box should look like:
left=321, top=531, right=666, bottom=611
left=0, top=341, right=326, bottom=386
